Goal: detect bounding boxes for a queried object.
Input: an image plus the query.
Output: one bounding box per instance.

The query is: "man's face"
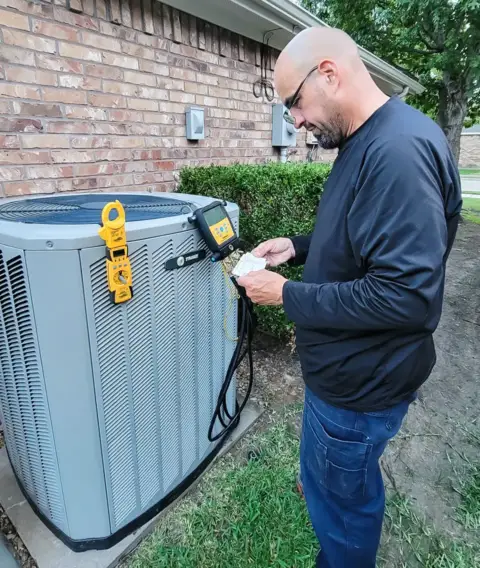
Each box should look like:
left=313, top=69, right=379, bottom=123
left=278, top=62, right=348, bottom=150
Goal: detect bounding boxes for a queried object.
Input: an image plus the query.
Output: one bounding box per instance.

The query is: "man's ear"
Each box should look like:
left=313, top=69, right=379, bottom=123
left=318, top=60, right=338, bottom=85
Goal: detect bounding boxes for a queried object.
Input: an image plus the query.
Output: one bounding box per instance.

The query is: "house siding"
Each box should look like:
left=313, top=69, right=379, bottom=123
left=0, top=0, right=332, bottom=198
left=460, top=135, right=480, bottom=168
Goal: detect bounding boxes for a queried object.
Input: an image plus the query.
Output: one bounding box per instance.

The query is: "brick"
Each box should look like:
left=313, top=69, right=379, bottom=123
left=72, top=136, right=110, bottom=149
left=59, top=74, right=101, bottom=90
left=95, top=149, right=132, bottom=161
left=47, top=121, right=91, bottom=134
left=96, top=0, right=107, bottom=20
left=0, top=46, right=36, bottom=66
left=82, top=31, right=122, bottom=52
left=208, top=65, right=230, bottom=78
left=208, top=86, right=230, bottom=98
left=143, top=113, right=185, bottom=126
left=3, top=29, right=56, bottom=53
left=88, top=93, right=126, bottom=108
left=158, top=101, right=186, bottom=114
left=84, top=63, right=123, bottom=80
left=195, top=95, right=218, bottom=107
left=43, top=88, right=87, bottom=105
left=72, top=173, right=134, bottom=190
left=109, top=109, right=143, bottom=122
left=0, top=0, right=52, bottom=16
left=0, top=84, right=41, bottom=100
left=143, top=0, right=154, bottom=35
left=22, top=134, right=69, bottom=149
left=0, top=135, right=20, bottom=149
left=4, top=180, right=56, bottom=196
left=59, top=42, right=102, bottom=62
left=111, top=137, right=144, bottom=148
left=150, top=160, right=175, bottom=171
left=155, top=50, right=169, bottom=64
left=5, top=67, right=57, bottom=86
left=51, top=149, right=95, bottom=163
left=170, top=67, right=196, bottom=81
left=26, top=165, right=73, bottom=179
left=74, top=162, right=119, bottom=176
left=109, top=0, right=121, bottom=24
left=0, top=118, right=43, bottom=133
left=184, top=82, right=208, bottom=95
left=121, top=41, right=155, bottom=61
left=157, top=77, right=185, bottom=91
left=12, top=102, right=62, bottom=119
left=127, top=98, right=158, bottom=112
left=138, top=86, right=168, bottom=100
left=103, top=80, right=139, bottom=97
left=99, top=20, right=137, bottom=42
left=32, top=19, right=79, bottom=41
left=196, top=73, right=219, bottom=86
left=0, top=166, right=24, bottom=181
left=185, top=59, right=208, bottom=73
left=169, top=91, right=195, bottom=104
left=0, top=8, right=29, bottom=30
left=0, top=150, right=50, bottom=164
left=124, top=71, right=156, bottom=87
left=102, top=53, right=139, bottom=70
left=132, top=149, right=162, bottom=160
left=36, top=54, right=83, bottom=74
left=138, top=60, right=169, bottom=76
left=65, top=106, right=108, bottom=120
left=53, top=6, right=99, bottom=30
left=121, top=0, right=132, bottom=27
left=83, top=0, right=95, bottom=17
left=133, top=172, right=155, bottom=185
left=92, top=122, right=128, bottom=135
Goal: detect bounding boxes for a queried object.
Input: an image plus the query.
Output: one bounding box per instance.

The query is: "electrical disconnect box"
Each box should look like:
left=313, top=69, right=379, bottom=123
left=186, top=106, right=205, bottom=140
left=271, top=103, right=296, bottom=147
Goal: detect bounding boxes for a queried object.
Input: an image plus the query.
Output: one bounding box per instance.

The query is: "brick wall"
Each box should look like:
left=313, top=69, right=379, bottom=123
left=460, top=135, right=480, bottom=168
left=0, top=0, right=327, bottom=198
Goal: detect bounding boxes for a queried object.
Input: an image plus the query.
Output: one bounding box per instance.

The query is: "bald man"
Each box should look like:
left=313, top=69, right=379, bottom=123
left=237, top=27, right=462, bottom=568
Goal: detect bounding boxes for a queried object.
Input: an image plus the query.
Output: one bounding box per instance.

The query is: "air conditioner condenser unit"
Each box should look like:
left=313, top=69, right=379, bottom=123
left=0, top=192, right=242, bottom=551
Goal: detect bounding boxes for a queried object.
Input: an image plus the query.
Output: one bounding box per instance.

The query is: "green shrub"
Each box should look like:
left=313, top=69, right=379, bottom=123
left=178, top=162, right=332, bottom=339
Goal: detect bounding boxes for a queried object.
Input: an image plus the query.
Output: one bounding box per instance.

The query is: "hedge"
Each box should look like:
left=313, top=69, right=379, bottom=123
left=178, top=162, right=332, bottom=339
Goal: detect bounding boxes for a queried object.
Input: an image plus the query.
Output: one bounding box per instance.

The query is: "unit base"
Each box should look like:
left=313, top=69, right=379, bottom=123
left=7, top=432, right=230, bottom=553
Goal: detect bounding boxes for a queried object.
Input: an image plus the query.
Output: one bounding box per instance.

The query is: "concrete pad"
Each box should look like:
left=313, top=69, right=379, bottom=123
left=0, top=400, right=263, bottom=568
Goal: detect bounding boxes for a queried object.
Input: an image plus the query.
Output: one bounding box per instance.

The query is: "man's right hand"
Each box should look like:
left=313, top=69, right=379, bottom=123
left=252, top=238, right=295, bottom=267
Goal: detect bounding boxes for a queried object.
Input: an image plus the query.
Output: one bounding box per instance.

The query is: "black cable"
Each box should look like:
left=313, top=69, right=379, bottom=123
left=208, top=278, right=257, bottom=442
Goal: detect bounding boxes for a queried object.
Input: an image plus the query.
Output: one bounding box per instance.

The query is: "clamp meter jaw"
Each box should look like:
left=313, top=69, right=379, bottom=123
left=98, top=200, right=133, bottom=304
left=189, top=201, right=240, bottom=262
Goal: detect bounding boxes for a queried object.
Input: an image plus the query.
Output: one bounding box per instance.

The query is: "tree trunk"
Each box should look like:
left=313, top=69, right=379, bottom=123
left=437, top=75, right=468, bottom=164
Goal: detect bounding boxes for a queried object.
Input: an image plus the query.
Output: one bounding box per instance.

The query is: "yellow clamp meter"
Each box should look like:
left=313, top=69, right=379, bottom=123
left=98, top=200, right=133, bottom=304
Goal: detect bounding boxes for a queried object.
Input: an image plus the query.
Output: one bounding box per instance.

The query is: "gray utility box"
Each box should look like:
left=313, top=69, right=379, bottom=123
left=271, top=103, right=297, bottom=147
left=0, top=192, right=238, bottom=551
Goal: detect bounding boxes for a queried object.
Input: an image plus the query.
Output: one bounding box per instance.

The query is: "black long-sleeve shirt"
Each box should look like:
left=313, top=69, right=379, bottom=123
left=282, top=97, right=462, bottom=411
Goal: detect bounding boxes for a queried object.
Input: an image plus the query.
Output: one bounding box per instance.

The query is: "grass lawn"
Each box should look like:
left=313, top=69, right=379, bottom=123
left=126, top=408, right=480, bottom=568
left=459, top=169, right=480, bottom=176
left=462, top=197, right=480, bottom=224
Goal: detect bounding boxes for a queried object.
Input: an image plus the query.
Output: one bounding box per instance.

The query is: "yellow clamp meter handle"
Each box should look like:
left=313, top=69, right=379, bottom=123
left=98, top=200, right=133, bottom=304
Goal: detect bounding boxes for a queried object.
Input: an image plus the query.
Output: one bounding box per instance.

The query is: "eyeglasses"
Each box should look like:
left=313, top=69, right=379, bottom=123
left=283, top=66, right=318, bottom=124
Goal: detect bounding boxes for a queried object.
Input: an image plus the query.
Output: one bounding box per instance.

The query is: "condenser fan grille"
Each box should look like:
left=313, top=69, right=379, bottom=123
left=0, top=194, right=194, bottom=224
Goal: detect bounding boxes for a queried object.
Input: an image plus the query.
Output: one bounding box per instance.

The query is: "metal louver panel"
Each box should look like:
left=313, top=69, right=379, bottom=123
left=0, top=249, right=67, bottom=532
left=86, top=229, right=237, bottom=532
left=177, top=234, right=198, bottom=476
left=90, top=254, right=137, bottom=529
left=153, top=240, right=180, bottom=492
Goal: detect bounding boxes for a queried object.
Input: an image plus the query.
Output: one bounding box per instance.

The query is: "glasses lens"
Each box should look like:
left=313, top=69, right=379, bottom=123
left=283, top=109, right=295, bottom=124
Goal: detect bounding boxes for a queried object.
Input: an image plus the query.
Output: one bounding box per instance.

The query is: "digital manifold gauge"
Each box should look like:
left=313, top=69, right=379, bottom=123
left=189, top=200, right=240, bottom=262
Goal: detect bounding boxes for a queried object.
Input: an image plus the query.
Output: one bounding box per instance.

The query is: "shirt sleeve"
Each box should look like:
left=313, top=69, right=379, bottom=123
left=288, top=234, right=312, bottom=266
left=282, top=138, right=448, bottom=331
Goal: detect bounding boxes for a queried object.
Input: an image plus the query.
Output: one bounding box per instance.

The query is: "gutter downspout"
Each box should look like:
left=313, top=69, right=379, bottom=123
left=397, top=86, right=409, bottom=99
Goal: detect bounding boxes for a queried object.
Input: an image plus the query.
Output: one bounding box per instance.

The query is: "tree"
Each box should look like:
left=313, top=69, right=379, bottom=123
left=300, top=0, right=480, bottom=163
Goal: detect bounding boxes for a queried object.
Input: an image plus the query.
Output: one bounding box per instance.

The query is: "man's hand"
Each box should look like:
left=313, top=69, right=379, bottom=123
left=237, top=269, right=287, bottom=305
left=252, top=238, right=295, bottom=268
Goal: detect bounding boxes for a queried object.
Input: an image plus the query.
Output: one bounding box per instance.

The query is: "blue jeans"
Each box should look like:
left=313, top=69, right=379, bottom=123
left=300, top=388, right=413, bottom=568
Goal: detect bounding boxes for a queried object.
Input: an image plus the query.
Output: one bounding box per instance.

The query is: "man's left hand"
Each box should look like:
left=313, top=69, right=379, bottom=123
left=237, top=269, right=287, bottom=306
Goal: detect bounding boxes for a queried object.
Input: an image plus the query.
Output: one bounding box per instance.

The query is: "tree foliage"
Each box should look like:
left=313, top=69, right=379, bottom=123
left=301, top=0, right=480, bottom=160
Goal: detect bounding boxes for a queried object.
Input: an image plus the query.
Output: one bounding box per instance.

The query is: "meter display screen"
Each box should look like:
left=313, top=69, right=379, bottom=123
left=204, top=205, right=235, bottom=245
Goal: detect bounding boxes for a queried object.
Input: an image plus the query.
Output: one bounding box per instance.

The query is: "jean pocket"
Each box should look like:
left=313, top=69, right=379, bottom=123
left=305, top=406, right=372, bottom=500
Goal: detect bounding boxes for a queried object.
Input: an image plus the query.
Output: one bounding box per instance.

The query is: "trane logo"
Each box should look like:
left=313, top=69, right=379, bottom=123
left=185, top=253, right=199, bottom=262
left=167, top=250, right=206, bottom=271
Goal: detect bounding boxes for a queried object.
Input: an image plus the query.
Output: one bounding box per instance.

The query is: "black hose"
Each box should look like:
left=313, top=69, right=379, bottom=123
left=208, top=278, right=257, bottom=443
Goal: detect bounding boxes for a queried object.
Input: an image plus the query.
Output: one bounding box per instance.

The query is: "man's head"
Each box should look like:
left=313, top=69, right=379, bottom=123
left=274, top=27, right=386, bottom=149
